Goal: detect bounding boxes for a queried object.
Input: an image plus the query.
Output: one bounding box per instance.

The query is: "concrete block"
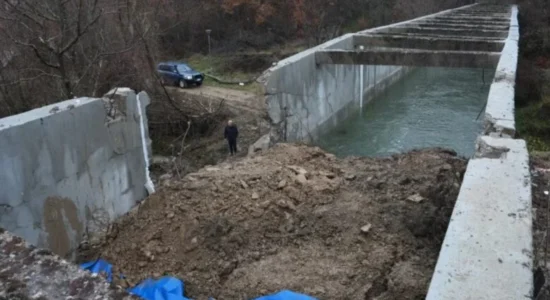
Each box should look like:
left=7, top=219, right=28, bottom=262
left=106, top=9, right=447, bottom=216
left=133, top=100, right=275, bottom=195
left=426, top=137, right=532, bottom=300
left=0, top=89, right=152, bottom=257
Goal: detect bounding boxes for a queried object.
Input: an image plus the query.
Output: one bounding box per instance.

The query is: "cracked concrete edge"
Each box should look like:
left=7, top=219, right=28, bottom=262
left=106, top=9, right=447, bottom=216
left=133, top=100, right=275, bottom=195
left=428, top=6, right=533, bottom=299
left=427, top=136, right=533, bottom=300
left=483, top=5, right=518, bottom=138
left=474, top=135, right=513, bottom=159
left=0, top=228, right=138, bottom=300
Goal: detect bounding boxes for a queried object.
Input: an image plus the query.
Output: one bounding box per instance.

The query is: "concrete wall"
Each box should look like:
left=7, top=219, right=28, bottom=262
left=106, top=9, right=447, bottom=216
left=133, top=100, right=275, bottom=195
left=260, top=3, right=481, bottom=143
left=426, top=5, right=534, bottom=299
left=0, top=88, right=153, bottom=257
left=261, top=34, right=408, bottom=143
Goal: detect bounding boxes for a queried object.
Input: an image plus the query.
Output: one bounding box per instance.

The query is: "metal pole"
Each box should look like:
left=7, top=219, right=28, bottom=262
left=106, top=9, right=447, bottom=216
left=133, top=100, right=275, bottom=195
left=206, top=29, right=212, bottom=55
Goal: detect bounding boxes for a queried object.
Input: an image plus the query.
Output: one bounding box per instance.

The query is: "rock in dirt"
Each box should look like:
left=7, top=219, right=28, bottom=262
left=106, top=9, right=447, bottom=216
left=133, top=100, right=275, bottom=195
left=295, top=174, right=308, bottom=185
left=407, top=194, right=426, bottom=203
left=344, top=173, right=357, bottom=181
left=361, top=224, right=372, bottom=234
left=89, top=144, right=467, bottom=300
left=287, top=165, right=308, bottom=175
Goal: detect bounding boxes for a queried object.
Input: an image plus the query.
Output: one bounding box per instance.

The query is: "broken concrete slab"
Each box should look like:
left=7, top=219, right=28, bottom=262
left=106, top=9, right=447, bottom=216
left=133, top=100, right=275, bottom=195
left=315, top=48, right=500, bottom=68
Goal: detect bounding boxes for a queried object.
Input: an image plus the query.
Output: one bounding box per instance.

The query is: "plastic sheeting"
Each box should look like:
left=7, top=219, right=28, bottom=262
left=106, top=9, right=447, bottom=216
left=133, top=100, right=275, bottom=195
left=81, top=259, right=316, bottom=300
left=253, top=290, right=318, bottom=300
left=80, top=259, right=189, bottom=300
left=129, top=277, right=190, bottom=300
left=80, top=259, right=114, bottom=283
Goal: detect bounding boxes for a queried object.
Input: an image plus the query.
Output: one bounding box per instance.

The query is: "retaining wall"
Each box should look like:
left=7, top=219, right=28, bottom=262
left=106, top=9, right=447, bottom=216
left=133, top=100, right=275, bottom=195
left=426, top=5, right=534, bottom=299
left=0, top=88, right=153, bottom=257
left=261, top=35, right=406, bottom=142
left=260, top=3, right=480, bottom=143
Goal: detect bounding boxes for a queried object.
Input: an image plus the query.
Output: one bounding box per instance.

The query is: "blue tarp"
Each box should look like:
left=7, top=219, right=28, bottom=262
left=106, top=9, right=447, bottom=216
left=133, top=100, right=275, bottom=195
left=129, top=277, right=190, bottom=300
left=80, top=259, right=114, bottom=283
left=80, top=259, right=316, bottom=300
left=80, top=259, right=188, bottom=300
left=253, top=290, right=318, bottom=300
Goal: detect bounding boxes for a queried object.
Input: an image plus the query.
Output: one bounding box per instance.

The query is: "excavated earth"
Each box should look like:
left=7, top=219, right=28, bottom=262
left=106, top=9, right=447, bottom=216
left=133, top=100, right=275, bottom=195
left=82, top=144, right=467, bottom=300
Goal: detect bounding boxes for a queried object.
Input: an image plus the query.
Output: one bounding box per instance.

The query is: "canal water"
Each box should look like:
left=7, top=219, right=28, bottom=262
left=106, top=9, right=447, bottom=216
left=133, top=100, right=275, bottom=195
left=316, top=67, right=495, bottom=158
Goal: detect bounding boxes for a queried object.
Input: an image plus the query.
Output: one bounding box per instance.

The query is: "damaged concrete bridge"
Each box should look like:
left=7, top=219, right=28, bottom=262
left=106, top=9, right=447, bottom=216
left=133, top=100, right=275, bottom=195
left=0, top=1, right=532, bottom=300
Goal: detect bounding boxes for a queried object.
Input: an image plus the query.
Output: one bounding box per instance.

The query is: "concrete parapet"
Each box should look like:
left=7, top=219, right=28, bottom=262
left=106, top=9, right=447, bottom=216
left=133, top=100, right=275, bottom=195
left=426, top=137, right=532, bottom=299
left=0, top=88, right=153, bottom=257
left=484, top=5, right=518, bottom=137
left=427, top=5, right=533, bottom=299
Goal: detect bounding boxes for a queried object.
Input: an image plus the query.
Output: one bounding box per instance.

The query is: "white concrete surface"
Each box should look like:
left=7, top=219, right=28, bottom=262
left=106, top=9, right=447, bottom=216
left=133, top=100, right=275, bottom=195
left=427, top=136, right=533, bottom=300
left=484, top=5, right=518, bottom=137
left=260, top=3, right=488, bottom=143
left=0, top=88, right=152, bottom=257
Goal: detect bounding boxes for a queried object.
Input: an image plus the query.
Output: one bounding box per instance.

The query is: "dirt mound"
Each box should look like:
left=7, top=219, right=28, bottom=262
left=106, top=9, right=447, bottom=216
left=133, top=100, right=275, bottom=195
left=86, top=144, right=466, bottom=300
left=531, top=152, right=550, bottom=299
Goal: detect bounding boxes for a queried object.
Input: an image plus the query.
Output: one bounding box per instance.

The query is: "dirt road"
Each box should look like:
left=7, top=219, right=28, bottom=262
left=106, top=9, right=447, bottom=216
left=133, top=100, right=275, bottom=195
left=170, top=85, right=265, bottom=115
left=83, top=144, right=467, bottom=300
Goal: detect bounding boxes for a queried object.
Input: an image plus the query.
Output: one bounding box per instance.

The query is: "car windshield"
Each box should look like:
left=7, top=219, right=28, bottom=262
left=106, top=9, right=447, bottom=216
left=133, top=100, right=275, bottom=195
left=176, top=64, right=191, bottom=73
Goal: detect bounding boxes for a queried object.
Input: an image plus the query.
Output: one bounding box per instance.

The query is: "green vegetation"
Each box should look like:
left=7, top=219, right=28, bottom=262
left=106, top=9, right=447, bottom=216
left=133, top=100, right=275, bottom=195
left=184, top=42, right=306, bottom=93
left=186, top=54, right=262, bottom=92
left=516, top=78, right=550, bottom=151
left=514, top=0, right=550, bottom=152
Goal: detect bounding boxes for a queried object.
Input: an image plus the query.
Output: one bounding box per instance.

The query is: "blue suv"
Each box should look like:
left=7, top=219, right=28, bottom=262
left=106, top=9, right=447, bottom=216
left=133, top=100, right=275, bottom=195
left=157, top=62, right=204, bottom=88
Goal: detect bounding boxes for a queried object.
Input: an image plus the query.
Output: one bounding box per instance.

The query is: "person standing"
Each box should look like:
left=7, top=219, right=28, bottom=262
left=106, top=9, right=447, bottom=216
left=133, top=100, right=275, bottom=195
left=224, top=120, right=239, bottom=155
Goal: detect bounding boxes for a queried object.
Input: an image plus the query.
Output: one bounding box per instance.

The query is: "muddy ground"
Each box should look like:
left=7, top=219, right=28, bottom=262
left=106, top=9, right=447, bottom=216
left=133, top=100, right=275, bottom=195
left=81, top=143, right=467, bottom=300
left=147, top=85, right=269, bottom=179
left=531, top=152, right=550, bottom=299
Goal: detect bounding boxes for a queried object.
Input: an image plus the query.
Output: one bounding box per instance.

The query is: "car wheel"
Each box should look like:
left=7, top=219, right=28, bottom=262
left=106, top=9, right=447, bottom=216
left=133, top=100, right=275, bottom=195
left=179, top=80, right=187, bottom=89
left=197, top=82, right=203, bottom=87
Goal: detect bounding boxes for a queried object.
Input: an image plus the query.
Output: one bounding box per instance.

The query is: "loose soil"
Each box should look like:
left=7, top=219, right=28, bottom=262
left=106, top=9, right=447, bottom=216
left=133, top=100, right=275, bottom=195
left=531, top=152, right=550, bottom=299
left=82, top=144, right=467, bottom=300
left=148, top=85, right=269, bottom=177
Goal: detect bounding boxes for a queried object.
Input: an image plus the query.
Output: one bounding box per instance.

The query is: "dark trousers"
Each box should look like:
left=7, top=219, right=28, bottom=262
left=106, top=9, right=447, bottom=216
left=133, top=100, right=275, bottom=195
left=228, top=139, right=237, bottom=155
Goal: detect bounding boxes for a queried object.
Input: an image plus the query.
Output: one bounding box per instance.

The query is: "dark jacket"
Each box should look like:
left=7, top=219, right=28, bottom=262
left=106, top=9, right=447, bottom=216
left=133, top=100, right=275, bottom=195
left=224, top=125, right=239, bottom=141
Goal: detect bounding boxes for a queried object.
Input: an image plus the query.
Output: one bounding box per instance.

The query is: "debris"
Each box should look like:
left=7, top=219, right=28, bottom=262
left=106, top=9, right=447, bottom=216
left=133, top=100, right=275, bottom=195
left=295, top=174, right=308, bottom=185
left=88, top=144, right=466, bottom=299
left=407, top=194, right=425, bottom=203
left=360, top=224, right=372, bottom=233
left=287, top=165, right=308, bottom=175
left=344, top=173, right=356, bottom=181
left=240, top=180, right=249, bottom=189
left=319, top=171, right=336, bottom=179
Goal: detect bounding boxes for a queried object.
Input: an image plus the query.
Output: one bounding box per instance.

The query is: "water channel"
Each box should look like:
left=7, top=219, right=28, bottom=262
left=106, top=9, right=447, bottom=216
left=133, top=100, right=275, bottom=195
left=316, top=67, right=495, bottom=158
